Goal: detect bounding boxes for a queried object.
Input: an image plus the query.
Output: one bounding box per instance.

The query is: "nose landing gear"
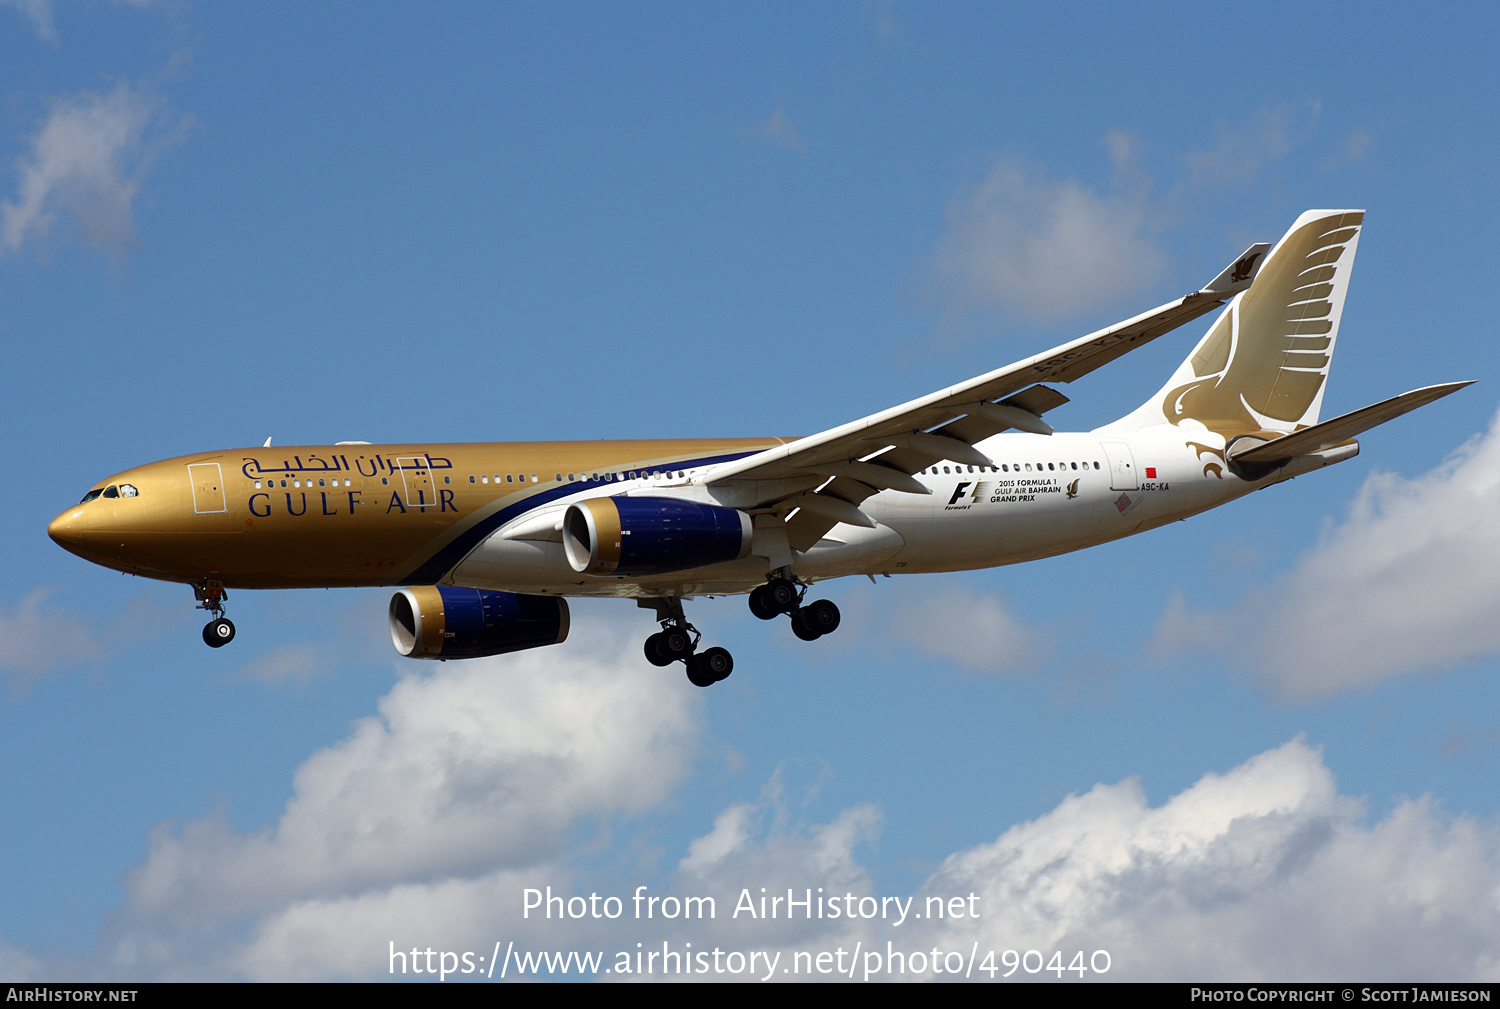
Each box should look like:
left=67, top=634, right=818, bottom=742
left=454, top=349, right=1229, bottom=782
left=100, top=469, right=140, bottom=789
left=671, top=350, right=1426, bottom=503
left=748, top=574, right=841, bottom=643
left=194, top=581, right=236, bottom=648
left=639, top=598, right=734, bottom=688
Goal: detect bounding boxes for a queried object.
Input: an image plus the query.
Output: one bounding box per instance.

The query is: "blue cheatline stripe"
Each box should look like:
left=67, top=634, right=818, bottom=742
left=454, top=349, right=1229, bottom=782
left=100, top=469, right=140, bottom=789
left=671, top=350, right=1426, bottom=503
left=398, top=450, right=760, bottom=586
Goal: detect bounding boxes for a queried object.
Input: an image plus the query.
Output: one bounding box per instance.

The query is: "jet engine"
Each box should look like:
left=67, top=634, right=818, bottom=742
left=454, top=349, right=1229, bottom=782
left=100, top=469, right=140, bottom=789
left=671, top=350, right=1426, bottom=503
left=389, top=586, right=569, bottom=659
left=563, top=496, right=752, bottom=576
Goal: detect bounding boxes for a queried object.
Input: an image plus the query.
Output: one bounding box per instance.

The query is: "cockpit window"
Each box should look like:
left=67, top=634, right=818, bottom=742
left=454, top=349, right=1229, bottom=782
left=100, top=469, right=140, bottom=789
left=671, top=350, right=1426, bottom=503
left=102, top=486, right=119, bottom=499
left=80, top=488, right=103, bottom=504
left=119, top=484, right=138, bottom=497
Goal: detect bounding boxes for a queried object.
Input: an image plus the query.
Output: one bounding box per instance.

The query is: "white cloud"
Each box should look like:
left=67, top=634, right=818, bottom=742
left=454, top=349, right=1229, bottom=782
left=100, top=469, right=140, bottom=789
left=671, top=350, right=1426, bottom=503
left=1155, top=407, right=1500, bottom=700
left=1, top=81, right=186, bottom=259
left=904, top=738, right=1500, bottom=981
left=0, top=938, right=44, bottom=981
left=740, top=106, right=806, bottom=154
left=1185, top=103, right=1318, bottom=188
left=1, top=0, right=56, bottom=41
left=887, top=589, right=1044, bottom=673
left=62, top=674, right=1500, bottom=982
left=674, top=738, right=1500, bottom=982
left=237, top=644, right=329, bottom=686
left=234, top=869, right=543, bottom=982
left=0, top=587, right=182, bottom=691
left=109, top=627, right=701, bottom=977
left=2, top=0, right=157, bottom=41
left=929, top=155, right=1168, bottom=321
left=678, top=771, right=880, bottom=890
left=0, top=588, right=102, bottom=692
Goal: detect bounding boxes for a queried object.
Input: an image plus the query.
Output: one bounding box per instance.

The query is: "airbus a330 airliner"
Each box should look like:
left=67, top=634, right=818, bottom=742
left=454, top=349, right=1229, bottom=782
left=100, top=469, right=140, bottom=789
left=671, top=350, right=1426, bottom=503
left=49, top=211, right=1469, bottom=686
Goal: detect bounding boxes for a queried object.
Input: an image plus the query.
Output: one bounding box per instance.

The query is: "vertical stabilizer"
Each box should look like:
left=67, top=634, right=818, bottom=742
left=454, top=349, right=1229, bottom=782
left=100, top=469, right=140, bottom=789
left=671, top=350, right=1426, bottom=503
left=1113, top=210, right=1364, bottom=435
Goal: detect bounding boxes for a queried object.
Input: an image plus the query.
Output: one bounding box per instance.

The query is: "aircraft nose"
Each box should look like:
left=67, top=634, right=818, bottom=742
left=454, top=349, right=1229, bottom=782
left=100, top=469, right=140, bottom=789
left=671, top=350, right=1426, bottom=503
left=48, top=506, right=90, bottom=555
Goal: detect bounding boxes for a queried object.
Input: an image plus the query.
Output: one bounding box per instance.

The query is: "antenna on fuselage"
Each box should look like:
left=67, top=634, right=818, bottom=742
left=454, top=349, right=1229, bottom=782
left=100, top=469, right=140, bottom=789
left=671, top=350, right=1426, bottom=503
left=263, top=437, right=272, bottom=447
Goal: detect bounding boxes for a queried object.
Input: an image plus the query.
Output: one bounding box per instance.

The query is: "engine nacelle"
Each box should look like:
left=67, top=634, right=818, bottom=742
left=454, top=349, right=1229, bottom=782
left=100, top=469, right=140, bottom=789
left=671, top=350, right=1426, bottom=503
left=563, top=496, right=752, bottom=576
left=389, top=586, right=569, bottom=659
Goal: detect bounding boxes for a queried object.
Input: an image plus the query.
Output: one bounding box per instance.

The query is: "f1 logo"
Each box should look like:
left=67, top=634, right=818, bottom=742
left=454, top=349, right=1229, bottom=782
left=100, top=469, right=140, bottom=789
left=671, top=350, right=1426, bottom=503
left=948, top=482, right=972, bottom=505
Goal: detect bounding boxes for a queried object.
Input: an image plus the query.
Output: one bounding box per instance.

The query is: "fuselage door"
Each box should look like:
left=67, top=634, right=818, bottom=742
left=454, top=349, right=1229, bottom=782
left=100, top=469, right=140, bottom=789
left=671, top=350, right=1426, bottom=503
left=1100, top=441, right=1139, bottom=491
left=188, top=462, right=228, bottom=514
left=395, top=456, right=436, bottom=509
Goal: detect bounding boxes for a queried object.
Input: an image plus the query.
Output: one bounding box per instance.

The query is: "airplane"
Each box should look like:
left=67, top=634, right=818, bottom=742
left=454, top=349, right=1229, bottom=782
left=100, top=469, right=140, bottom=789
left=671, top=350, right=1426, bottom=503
left=47, top=210, right=1470, bottom=687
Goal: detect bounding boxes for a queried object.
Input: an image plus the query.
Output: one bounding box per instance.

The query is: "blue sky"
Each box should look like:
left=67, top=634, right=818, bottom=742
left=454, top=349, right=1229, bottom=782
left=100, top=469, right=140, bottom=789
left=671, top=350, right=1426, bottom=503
left=2, top=1, right=1498, bottom=981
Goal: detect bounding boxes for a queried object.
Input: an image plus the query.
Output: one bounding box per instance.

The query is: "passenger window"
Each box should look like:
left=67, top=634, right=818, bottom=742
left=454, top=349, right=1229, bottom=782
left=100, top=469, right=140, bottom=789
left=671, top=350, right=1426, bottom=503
left=444, top=476, right=451, bottom=484
left=382, top=477, right=389, bottom=486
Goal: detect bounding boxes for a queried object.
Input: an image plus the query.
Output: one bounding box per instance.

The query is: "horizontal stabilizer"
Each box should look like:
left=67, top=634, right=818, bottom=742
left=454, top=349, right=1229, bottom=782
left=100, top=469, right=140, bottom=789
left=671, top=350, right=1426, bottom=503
left=1228, top=381, right=1474, bottom=467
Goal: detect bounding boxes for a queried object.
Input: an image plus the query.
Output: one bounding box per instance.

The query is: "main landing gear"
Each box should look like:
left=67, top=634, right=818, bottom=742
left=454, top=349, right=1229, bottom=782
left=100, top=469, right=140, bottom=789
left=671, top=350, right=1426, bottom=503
left=748, top=575, right=840, bottom=642
left=194, top=580, right=236, bottom=648
left=640, top=598, right=733, bottom=688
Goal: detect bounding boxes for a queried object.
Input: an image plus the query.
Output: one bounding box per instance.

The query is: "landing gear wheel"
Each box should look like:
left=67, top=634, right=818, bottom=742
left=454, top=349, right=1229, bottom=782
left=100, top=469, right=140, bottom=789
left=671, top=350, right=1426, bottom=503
left=661, top=627, right=694, bottom=661
left=748, top=585, right=779, bottom=621
left=203, top=618, right=236, bottom=648
left=766, top=578, right=799, bottom=614
left=644, top=632, right=673, bottom=667
left=700, top=646, right=733, bottom=682
left=685, top=656, right=716, bottom=688
left=791, top=608, right=822, bottom=641
left=804, top=599, right=841, bottom=636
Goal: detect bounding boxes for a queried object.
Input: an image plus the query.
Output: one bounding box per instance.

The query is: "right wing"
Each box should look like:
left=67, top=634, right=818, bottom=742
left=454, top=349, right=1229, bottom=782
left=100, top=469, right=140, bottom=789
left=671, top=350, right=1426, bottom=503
left=703, top=242, right=1272, bottom=551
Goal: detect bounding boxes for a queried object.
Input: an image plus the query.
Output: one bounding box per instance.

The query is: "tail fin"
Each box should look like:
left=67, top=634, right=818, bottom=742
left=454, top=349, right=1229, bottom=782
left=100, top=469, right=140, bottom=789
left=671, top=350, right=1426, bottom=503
left=1119, top=210, right=1364, bottom=435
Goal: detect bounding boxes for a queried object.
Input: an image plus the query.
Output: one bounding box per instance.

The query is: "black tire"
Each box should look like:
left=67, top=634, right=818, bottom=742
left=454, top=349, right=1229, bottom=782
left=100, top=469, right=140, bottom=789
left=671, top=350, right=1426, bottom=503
left=805, top=599, right=841, bottom=635
left=661, top=627, right=693, bottom=660
left=203, top=618, right=235, bottom=648
left=644, top=632, right=673, bottom=667
left=685, top=655, right=717, bottom=688
left=700, top=646, right=733, bottom=681
left=767, top=579, right=799, bottom=614
left=791, top=609, right=822, bottom=641
left=748, top=585, right=779, bottom=621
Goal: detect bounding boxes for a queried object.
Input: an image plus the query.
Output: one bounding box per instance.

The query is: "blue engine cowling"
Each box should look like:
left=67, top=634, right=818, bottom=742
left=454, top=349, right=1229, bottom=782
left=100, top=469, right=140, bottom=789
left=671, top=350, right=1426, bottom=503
left=563, top=496, right=753, bottom=576
left=389, top=586, right=570, bottom=659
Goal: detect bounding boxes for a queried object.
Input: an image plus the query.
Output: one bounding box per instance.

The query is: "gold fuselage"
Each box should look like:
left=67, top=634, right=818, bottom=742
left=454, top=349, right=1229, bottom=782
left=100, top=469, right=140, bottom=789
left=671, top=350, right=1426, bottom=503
left=47, top=439, right=787, bottom=589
